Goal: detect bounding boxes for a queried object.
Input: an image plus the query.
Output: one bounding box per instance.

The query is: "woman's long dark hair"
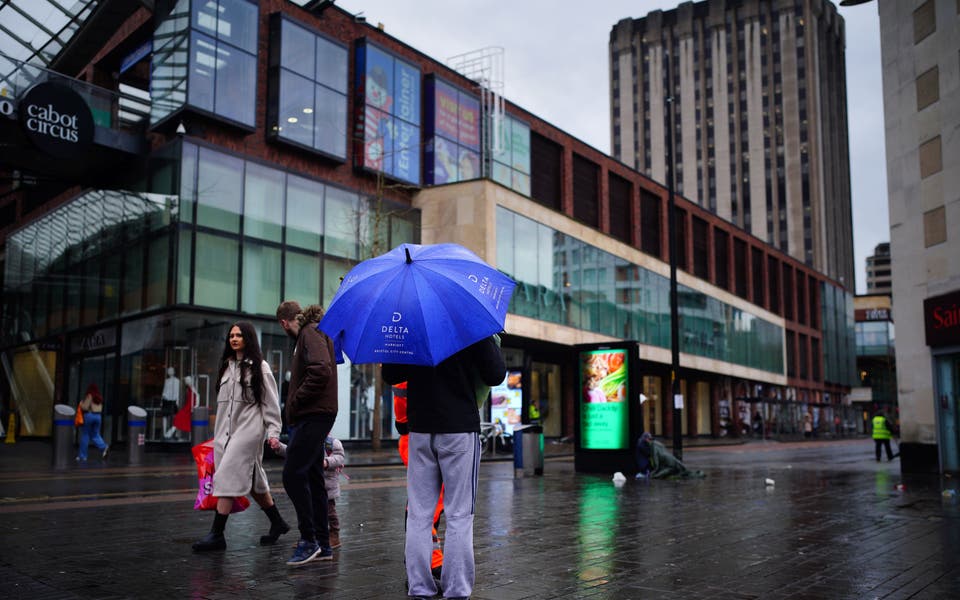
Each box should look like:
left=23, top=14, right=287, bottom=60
left=216, top=321, right=265, bottom=404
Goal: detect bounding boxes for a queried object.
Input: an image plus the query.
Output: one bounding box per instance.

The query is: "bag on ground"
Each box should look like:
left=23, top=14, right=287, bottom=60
left=191, top=439, right=250, bottom=513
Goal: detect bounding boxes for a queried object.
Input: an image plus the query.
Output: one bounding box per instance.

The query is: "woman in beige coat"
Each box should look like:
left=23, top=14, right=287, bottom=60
left=193, top=321, right=290, bottom=552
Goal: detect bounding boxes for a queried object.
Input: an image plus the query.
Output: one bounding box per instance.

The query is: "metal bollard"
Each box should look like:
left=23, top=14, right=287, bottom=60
left=191, top=405, right=210, bottom=445
left=513, top=424, right=544, bottom=478
left=52, top=404, right=76, bottom=469
left=127, top=406, right=147, bottom=465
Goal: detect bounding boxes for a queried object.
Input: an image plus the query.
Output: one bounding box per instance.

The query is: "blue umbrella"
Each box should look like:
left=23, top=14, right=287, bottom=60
left=319, top=243, right=516, bottom=366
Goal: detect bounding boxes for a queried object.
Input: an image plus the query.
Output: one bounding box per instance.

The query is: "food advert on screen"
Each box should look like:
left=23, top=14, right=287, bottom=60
left=579, top=349, right=630, bottom=450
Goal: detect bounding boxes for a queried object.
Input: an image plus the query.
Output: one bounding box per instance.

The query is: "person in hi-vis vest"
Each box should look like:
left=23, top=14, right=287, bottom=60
left=871, top=410, right=898, bottom=462
left=393, top=382, right=444, bottom=581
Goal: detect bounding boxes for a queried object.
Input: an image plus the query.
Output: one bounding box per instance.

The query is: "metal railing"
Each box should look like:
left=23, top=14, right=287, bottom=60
left=1, top=51, right=150, bottom=131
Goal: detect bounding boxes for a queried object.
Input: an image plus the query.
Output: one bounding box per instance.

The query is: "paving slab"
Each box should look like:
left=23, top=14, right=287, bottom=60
left=1, top=438, right=958, bottom=599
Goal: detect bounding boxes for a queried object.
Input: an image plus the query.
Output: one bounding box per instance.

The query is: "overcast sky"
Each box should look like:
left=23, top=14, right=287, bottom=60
left=335, top=0, right=887, bottom=294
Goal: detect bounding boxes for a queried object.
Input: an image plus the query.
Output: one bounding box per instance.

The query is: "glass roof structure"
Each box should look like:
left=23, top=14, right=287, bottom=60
left=0, top=0, right=99, bottom=81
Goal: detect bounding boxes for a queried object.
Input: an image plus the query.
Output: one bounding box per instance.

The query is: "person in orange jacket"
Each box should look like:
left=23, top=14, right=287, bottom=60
left=393, top=382, right=444, bottom=579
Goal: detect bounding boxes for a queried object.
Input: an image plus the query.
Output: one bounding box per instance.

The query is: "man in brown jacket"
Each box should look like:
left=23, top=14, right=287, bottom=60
left=273, top=301, right=339, bottom=566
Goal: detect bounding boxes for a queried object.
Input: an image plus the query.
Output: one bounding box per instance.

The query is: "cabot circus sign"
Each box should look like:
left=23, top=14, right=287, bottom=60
left=18, top=82, right=94, bottom=158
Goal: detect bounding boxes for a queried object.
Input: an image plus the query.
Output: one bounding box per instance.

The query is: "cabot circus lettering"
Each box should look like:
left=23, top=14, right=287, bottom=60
left=26, top=103, right=80, bottom=142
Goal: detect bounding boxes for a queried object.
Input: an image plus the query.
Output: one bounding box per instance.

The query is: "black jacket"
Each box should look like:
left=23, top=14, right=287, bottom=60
left=382, top=337, right=505, bottom=434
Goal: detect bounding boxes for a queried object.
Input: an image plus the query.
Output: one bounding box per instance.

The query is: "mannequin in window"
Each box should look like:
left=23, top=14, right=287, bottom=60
left=171, top=375, right=198, bottom=439
left=162, top=367, right=180, bottom=439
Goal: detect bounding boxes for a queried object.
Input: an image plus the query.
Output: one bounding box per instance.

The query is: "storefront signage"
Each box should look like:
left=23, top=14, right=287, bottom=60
left=70, top=327, right=117, bottom=354
left=925, top=289, right=960, bottom=348
left=18, top=82, right=94, bottom=158
left=578, top=348, right=630, bottom=450
left=0, top=98, right=13, bottom=118
left=855, top=308, right=891, bottom=322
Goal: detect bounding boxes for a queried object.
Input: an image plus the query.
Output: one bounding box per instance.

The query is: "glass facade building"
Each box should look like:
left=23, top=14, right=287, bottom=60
left=1, top=0, right=856, bottom=448
left=3, top=141, right=419, bottom=442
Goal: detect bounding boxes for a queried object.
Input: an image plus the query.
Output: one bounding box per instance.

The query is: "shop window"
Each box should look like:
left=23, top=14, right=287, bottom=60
left=179, top=142, right=198, bottom=224
left=194, top=233, right=239, bottom=309
left=241, top=243, right=281, bottom=316
left=491, top=115, right=532, bottom=196
left=146, top=234, right=170, bottom=309
left=81, top=258, right=101, bottom=326
left=243, top=162, right=284, bottom=243
left=268, top=16, right=348, bottom=159
left=197, top=147, right=243, bottom=233
left=177, top=229, right=192, bottom=304
left=324, top=187, right=361, bottom=259
left=354, top=40, right=421, bottom=185
left=424, top=76, right=481, bottom=184
left=102, top=253, right=122, bottom=319
left=151, top=0, right=259, bottom=128
left=495, top=207, right=515, bottom=275
left=323, top=256, right=352, bottom=306
left=285, top=174, right=324, bottom=252
left=284, top=251, right=320, bottom=308
left=122, top=242, right=144, bottom=315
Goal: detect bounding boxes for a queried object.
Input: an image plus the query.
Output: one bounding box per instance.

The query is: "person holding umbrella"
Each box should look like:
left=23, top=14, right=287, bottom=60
left=318, top=242, right=515, bottom=596
left=274, top=301, right=339, bottom=566
left=382, top=336, right=506, bottom=600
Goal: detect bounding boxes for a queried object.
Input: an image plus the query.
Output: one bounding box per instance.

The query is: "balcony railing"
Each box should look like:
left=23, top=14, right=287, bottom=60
left=0, top=52, right=150, bottom=132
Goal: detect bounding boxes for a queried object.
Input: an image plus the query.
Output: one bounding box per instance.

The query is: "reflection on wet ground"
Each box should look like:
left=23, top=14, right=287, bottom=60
left=1, top=438, right=958, bottom=598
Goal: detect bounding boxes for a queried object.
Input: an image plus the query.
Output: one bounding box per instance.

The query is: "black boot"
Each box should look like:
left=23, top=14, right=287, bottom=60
left=259, top=503, right=290, bottom=546
left=193, top=512, right=228, bottom=552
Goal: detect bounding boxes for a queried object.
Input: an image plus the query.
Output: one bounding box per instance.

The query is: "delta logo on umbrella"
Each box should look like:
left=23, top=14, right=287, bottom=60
left=319, top=243, right=516, bottom=366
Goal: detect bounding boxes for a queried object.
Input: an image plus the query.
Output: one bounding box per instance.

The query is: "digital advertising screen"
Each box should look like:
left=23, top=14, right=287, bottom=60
left=354, top=41, right=421, bottom=185
left=489, top=370, right=523, bottom=435
left=425, top=76, right=480, bottom=185
left=578, top=348, right=630, bottom=450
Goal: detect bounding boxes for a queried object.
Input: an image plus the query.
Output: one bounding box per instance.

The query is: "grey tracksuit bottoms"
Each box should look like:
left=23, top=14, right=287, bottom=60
left=405, top=431, right=479, bottom=598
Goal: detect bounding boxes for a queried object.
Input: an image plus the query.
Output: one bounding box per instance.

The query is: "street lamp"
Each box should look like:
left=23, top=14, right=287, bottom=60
left=665, top=45, right=683, bottom=461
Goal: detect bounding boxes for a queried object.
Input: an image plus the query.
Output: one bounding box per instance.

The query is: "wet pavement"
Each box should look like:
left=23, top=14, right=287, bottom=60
left=1, top=437, right=959, bottom=599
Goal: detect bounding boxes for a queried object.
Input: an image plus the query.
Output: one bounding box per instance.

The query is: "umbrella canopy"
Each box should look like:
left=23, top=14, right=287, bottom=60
left=319, top=243, right=516, bottom=366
